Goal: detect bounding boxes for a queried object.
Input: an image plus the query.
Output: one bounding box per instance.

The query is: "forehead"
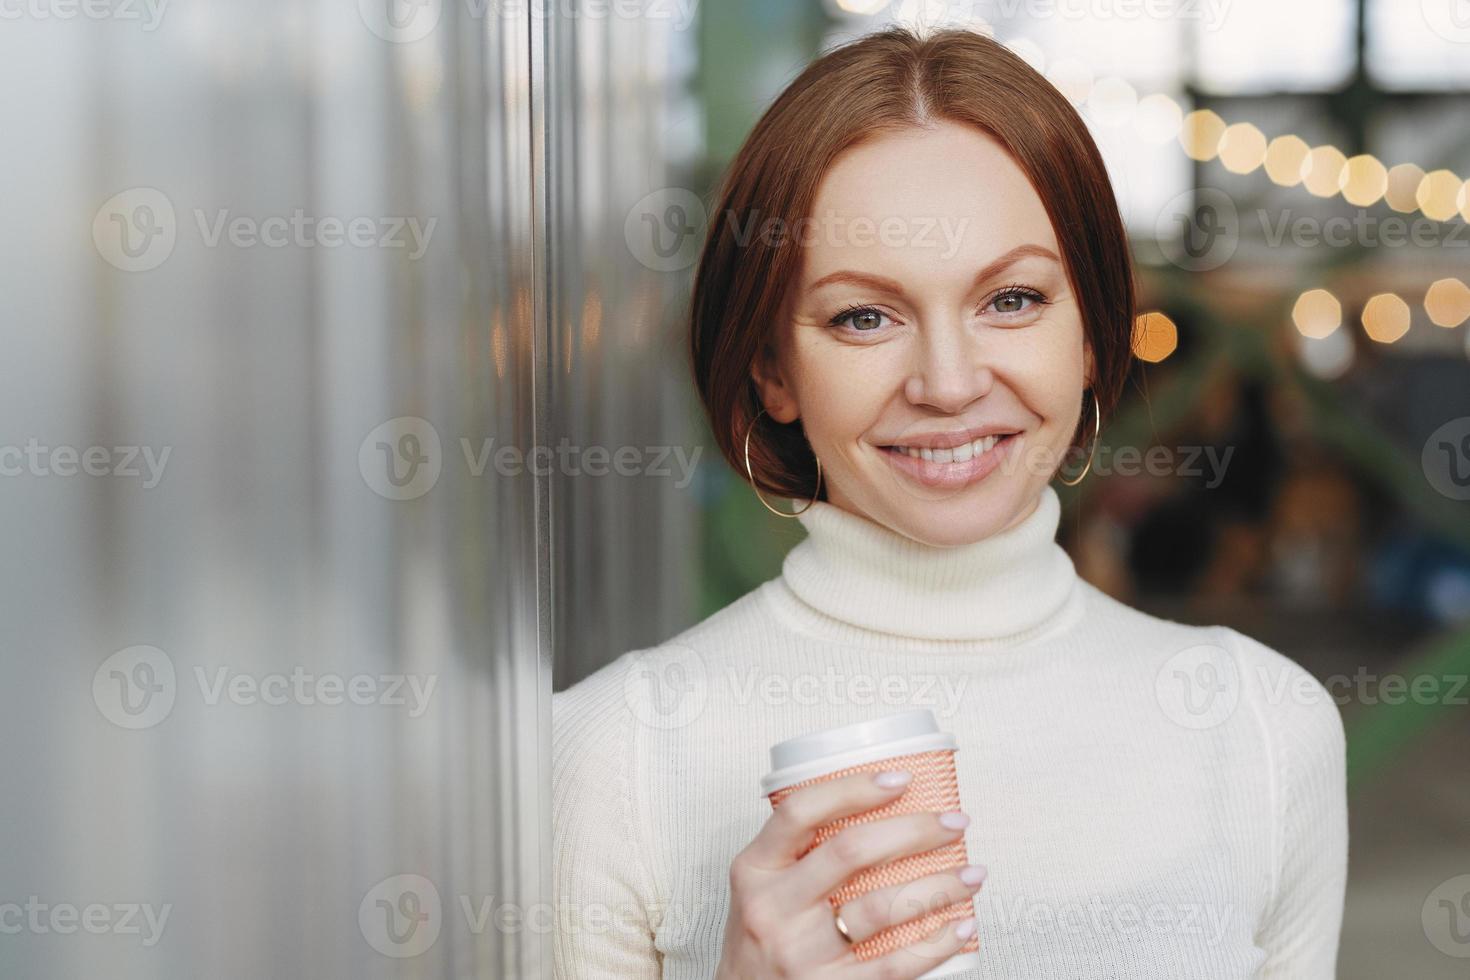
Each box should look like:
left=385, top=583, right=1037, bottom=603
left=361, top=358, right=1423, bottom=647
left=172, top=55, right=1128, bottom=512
left=801, top=121, right=1058, bottom=284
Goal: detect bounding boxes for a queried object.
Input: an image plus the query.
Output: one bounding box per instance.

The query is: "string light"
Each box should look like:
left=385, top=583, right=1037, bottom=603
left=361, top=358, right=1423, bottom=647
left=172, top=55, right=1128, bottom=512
left=1425, top=278, right=1470, bottom=328
left=1292, top=288, right=1343, bottom=339
left=1218, top=123, right=1268, bottom=175
left=1264, top=135, right=1310, bottom=187
left=1361, top=293, right=1412, bottom=344
left=1133, top=312, right=1178, bottom=362
left=1339, top=154, right=1389, bottom=207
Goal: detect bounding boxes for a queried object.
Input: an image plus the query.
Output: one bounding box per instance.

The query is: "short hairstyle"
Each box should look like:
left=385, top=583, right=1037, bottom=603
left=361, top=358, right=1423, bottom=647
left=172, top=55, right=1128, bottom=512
left=688, top=25, right=1136, bottom=503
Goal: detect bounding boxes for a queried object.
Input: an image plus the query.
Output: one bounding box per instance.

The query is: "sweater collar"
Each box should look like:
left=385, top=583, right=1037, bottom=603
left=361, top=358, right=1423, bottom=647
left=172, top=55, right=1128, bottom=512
left=780, top=485, right=1079, bottom=642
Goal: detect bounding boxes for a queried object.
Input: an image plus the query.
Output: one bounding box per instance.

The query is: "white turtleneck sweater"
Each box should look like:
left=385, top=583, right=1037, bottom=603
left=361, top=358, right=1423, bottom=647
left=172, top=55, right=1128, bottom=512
left=552, top=485, right=1347, bottom=979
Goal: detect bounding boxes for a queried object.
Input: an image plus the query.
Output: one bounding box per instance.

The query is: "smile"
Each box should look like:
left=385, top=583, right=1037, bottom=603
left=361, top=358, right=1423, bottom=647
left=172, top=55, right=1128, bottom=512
left=879, top=432, right=1019, bottom=489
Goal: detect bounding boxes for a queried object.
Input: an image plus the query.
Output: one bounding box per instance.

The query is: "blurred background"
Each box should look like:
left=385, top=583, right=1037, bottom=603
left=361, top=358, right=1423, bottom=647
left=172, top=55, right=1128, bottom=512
left=1, top=0, right=1467, bottom=977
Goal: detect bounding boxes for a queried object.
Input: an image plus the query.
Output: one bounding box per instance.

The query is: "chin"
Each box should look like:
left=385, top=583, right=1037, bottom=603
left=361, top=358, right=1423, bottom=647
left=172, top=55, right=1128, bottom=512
left=879, top=485, right=1025, bottom=548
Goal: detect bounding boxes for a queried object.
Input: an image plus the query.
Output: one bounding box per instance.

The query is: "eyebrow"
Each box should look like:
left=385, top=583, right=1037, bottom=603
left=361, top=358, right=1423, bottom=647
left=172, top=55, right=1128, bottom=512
left=805, top=243, right=1061, bottom=295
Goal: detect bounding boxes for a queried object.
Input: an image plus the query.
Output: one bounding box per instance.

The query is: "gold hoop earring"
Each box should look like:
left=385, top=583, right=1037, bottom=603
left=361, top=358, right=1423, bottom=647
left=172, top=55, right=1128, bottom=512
left=743, top=407, right=822, bottom=518
left=1057, top=388, right=1101, bottom=487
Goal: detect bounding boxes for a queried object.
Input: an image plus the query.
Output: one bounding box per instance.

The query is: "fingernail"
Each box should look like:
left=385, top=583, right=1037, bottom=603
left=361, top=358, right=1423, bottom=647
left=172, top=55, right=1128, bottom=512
left=939, top=811, right=970, bottom=830
left=959, top=864, right=987, bottom=887
left=955, top=918, right=976, bottom=940
left=874, top=770, right=912, bottom=789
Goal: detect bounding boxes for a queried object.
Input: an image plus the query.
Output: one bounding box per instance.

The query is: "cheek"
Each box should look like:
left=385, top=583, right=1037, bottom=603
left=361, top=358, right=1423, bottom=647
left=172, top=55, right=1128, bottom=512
left=1005, top=322, right=1087, bottom=428
left=791, top=339, right=890, bottom=434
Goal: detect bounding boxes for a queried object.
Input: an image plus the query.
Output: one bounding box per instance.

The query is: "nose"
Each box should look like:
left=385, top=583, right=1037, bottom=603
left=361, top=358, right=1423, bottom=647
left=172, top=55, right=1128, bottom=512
left=902, top=314, right=994, bottom=413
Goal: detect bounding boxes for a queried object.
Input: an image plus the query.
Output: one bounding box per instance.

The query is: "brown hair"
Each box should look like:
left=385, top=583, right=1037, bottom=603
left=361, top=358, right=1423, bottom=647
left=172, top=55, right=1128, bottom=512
left=688, top=25, right=1136, bottom=504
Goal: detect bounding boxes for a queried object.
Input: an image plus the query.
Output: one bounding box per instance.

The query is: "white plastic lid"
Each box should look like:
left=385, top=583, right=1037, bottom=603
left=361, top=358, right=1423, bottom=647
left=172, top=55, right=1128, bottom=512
left=760, top=708, right=957, bottom=796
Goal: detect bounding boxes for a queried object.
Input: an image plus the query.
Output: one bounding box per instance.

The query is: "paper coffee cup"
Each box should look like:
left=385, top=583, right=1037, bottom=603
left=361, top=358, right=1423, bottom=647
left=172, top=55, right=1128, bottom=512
left=761, top=708, right=981, bottom=978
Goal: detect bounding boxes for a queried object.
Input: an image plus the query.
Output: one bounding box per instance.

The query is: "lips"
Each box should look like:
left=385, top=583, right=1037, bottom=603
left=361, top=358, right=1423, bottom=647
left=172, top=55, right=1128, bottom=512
left=876, top=430, right=1019, bottom=491
left=883, top=432, right=1016, bottom=463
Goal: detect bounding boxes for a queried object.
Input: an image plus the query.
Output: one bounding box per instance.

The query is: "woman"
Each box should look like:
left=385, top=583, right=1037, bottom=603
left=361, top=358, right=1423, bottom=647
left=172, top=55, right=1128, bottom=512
left=553, top=25, right=1347, bottom=980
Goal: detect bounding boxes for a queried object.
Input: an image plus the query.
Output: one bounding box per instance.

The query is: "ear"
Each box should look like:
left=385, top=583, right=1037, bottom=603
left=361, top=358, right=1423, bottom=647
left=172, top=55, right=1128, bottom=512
left=1083, top=339, right=1097, bottom=391
left=749, top=340, right=801, bottom=424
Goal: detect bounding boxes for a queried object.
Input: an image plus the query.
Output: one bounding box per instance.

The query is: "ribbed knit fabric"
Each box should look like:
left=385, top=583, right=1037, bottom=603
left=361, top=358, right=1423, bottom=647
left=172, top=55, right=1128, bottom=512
left=552, top=484, right=1348, bottom=979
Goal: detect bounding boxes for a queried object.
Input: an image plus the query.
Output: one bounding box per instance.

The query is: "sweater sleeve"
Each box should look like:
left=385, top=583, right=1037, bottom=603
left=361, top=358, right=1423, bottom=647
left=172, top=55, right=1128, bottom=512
left=1229, top=628, right=1349, bottom=979
left=552, top=654, right=664, bottom=980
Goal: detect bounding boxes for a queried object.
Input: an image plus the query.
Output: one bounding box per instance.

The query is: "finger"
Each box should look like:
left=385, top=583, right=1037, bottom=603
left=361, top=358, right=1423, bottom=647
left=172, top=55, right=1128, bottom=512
left=837, top=914, right=978, bottom=980
left=837, top=863, right=986, bottom=944
left=744, top=769, right=914, bottom=868
left=786, top=808, right=970, bottom=909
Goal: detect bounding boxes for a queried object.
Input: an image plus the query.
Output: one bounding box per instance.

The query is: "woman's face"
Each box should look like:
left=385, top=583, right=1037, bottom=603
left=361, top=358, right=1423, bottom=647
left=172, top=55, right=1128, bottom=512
left=752, top=120, right=1094, bottom=547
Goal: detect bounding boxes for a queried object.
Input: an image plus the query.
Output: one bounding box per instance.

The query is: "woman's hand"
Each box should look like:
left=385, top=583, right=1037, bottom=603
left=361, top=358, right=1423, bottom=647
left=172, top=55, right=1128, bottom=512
left=714, top=769, right=985, bottom=979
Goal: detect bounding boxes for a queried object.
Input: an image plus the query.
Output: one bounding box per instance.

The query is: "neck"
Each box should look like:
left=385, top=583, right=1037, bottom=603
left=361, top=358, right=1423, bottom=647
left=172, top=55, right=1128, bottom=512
left=780, top=485, right=1079, bottom=642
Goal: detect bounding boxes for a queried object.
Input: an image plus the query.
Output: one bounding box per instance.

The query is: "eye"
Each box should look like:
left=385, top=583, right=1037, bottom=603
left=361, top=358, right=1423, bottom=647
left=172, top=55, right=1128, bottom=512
left=987, top=286, right=1048, bottom=317
left=828, top=304, right=893, bottom=333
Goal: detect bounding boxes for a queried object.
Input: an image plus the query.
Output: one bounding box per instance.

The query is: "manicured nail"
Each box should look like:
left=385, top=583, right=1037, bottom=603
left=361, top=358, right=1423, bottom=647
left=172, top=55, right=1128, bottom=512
left=939, top=811, right=970, bottom=830
left=959, top=864, right=987, bottom=887
left=874, top=770, right=912, bottom=789
left=955, top=918, right=977, bottom=940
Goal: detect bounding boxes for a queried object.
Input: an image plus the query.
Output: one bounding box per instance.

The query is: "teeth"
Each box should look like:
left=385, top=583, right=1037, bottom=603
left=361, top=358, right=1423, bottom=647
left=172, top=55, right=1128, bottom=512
left=896, top=434, right=1005, bottom=462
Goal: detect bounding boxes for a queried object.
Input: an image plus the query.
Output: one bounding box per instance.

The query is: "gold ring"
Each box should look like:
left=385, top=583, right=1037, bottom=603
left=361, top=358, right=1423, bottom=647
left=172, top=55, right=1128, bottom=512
left=833, top=905, right=854, bottom=944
